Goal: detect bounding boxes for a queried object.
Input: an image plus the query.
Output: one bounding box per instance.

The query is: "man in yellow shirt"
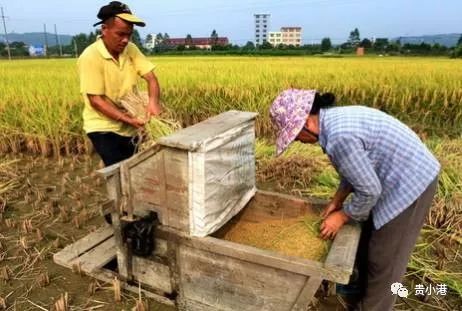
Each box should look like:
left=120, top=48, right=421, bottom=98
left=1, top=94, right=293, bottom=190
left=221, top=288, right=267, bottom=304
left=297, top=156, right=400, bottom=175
left=78, top=1, right=161, bottom=166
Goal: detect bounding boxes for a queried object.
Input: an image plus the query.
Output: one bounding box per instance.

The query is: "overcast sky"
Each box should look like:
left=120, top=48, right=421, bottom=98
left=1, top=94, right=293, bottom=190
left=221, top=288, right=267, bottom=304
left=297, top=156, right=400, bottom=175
left=0, top=0, right=460, bottom=44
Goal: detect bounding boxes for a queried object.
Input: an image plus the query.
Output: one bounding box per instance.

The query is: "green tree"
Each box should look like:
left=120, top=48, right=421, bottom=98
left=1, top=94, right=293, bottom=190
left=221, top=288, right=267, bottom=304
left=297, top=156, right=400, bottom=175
left=373, top=38, right=389, bottom=52
left=458, top=35, right=462, bottom=46
left=210, top=29, right=219, bottom=46
left=360, top=38, right=372, bottom=48
left=145, top=34, right=153, bottom=45
left=153, top=33, right=172, bottom=53
left=453, top=45, right=462, bottom=58
left=72, top=33, right=90, bottom=55
left=88, top=31, right=97, bottom=44
left=185, top=34, right=193, bottom=46
left=348, top=28, right=360, bottom=47
left=242, top=41, right=255, bottom=51
left=0, top=42, right=6, bottom=56
left=260, top=40, right=273, bottom=49
left=143, top=34, right=153, bottom=53
left=387, top=41, right=401, bottom=53
left=155, top=33, right=163, bottom=44
left=131, top=29, right=144, bottom=51
left=419, top=42, right=432, bottom=52
left=8, top=41, right=29, bottom=56
left=154, top=33, right=165, bottom=49
left=321, top=37, right=332, bottom=51
left=46, top=45, right=61, bottom=56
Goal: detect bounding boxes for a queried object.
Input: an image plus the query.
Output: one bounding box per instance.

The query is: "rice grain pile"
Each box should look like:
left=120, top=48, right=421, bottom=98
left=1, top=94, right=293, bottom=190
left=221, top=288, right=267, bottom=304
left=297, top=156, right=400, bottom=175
left=218, top=214, right=329, bottom=262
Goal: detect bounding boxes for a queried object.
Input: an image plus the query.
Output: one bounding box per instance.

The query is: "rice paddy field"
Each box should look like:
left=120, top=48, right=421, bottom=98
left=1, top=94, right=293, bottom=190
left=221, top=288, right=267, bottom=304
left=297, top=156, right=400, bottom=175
left=1, top=56, right=462, bottom=310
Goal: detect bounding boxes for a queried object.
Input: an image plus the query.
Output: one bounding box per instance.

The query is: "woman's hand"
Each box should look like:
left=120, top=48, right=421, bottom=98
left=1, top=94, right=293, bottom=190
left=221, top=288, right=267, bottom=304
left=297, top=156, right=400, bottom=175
left=320, top=210, right=350, bottom=240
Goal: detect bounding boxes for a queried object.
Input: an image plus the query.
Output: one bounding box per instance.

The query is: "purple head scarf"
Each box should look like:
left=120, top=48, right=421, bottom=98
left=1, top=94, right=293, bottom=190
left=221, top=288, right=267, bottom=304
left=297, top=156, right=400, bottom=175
left=269, top=89, right=316, bottom=156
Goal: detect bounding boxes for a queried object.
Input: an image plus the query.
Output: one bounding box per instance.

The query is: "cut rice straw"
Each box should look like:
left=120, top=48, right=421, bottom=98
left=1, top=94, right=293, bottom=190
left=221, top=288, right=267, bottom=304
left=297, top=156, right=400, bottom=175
left=119, top=90, right=181, bottom=149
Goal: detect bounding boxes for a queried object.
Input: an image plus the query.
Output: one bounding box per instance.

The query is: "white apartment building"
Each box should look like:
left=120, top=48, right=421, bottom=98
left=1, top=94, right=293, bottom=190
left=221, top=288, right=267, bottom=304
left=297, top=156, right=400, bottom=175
left=281, top=27, right=302, bottom=47
left=254, top=13, right=270, bottom=45
left=268, top=31, right=283, bottom=46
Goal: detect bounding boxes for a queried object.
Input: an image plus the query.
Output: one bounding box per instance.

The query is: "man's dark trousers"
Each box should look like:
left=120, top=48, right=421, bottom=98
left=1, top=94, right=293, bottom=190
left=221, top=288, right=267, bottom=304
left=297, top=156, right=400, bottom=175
left=87, top=132, right=139, bottom=167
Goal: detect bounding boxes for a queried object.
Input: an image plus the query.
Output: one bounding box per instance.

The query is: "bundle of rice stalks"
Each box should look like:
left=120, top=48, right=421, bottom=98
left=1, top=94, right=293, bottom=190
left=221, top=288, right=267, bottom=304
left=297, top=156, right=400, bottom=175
left=119, top=90, right=181, bottom=148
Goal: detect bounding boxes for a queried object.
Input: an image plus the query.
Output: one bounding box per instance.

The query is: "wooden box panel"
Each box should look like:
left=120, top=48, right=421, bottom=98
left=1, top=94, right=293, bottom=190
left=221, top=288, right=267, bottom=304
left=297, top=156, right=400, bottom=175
left=130, top=149, right=166, bottom=219
left=54, top=190, right=360, bottom=311
left=178, top=244, right=307, bottom=311
left=163, top=147, right=190, bottom=232
left=132, top=256, right=172, bottom=294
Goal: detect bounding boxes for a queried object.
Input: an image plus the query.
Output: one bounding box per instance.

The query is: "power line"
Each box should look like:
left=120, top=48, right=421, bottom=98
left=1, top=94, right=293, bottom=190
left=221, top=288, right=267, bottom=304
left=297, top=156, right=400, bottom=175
left=1, top=6, right=11, bottom=60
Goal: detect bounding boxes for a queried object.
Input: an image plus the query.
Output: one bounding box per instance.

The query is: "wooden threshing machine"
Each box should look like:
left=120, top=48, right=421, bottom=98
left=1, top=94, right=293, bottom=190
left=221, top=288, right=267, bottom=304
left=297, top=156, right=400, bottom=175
left=54, top=111, right=361, bottom=311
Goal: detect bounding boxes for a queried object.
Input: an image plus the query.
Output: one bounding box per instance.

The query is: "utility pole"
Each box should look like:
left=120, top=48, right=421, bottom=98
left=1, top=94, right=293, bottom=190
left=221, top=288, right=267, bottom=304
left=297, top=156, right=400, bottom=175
left=73, top=39, right=78, bottom=58
left=54, top=24, right=62, bottom=56
left=43, top=24, right=49, bottom=57
left=1, top=7, right=11, bottom=60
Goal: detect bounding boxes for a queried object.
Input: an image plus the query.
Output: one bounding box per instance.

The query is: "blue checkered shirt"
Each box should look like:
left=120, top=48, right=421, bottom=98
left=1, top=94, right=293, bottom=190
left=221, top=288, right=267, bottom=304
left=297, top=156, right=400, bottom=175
left=319, top=106, right=440, bottom=229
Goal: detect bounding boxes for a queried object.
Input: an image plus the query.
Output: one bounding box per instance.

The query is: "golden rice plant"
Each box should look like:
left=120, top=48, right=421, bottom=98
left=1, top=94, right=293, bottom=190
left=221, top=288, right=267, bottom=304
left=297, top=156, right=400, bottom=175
left=1, top=57, right=462, bottom=155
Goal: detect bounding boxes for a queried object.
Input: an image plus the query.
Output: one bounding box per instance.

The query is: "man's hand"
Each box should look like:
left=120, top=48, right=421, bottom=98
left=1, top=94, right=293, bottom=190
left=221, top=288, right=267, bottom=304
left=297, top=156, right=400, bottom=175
left=146, top=102, right=162, bottom=118
left=321, top=200, right=342, bottom=218
left=128, top=117, right=146, bottom=129
left=320, top=210, right=350, bottom=240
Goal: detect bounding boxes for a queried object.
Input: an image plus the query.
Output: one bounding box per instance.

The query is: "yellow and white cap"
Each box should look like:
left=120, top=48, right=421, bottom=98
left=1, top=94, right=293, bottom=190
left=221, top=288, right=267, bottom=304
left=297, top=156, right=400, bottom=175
left=93, top=1, right=145, bottom=27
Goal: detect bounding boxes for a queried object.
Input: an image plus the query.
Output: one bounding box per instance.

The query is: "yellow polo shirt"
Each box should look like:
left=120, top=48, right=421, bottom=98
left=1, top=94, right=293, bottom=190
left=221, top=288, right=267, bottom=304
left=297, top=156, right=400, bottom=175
left=78, top=38, right=155, bottom=136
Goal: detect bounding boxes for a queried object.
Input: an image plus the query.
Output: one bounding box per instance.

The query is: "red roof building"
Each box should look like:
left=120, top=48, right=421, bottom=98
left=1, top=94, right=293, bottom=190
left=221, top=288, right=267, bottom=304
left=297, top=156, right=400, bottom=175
left=165, top=37, right=229, bottom=49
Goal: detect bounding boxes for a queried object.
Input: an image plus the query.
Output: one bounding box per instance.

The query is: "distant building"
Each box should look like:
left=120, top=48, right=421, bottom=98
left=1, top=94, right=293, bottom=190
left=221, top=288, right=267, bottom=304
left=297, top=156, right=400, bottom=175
left=281, top=27, right=302, bottom=47
left=268, top=31, right=282, bottom=46
left=28, top=45, right=46, bottom=56
left=165, top=37, right=229, bottom=49
left=254, top=13, right=270, bottom=45
left=268, top=27, right=303, bottom=47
